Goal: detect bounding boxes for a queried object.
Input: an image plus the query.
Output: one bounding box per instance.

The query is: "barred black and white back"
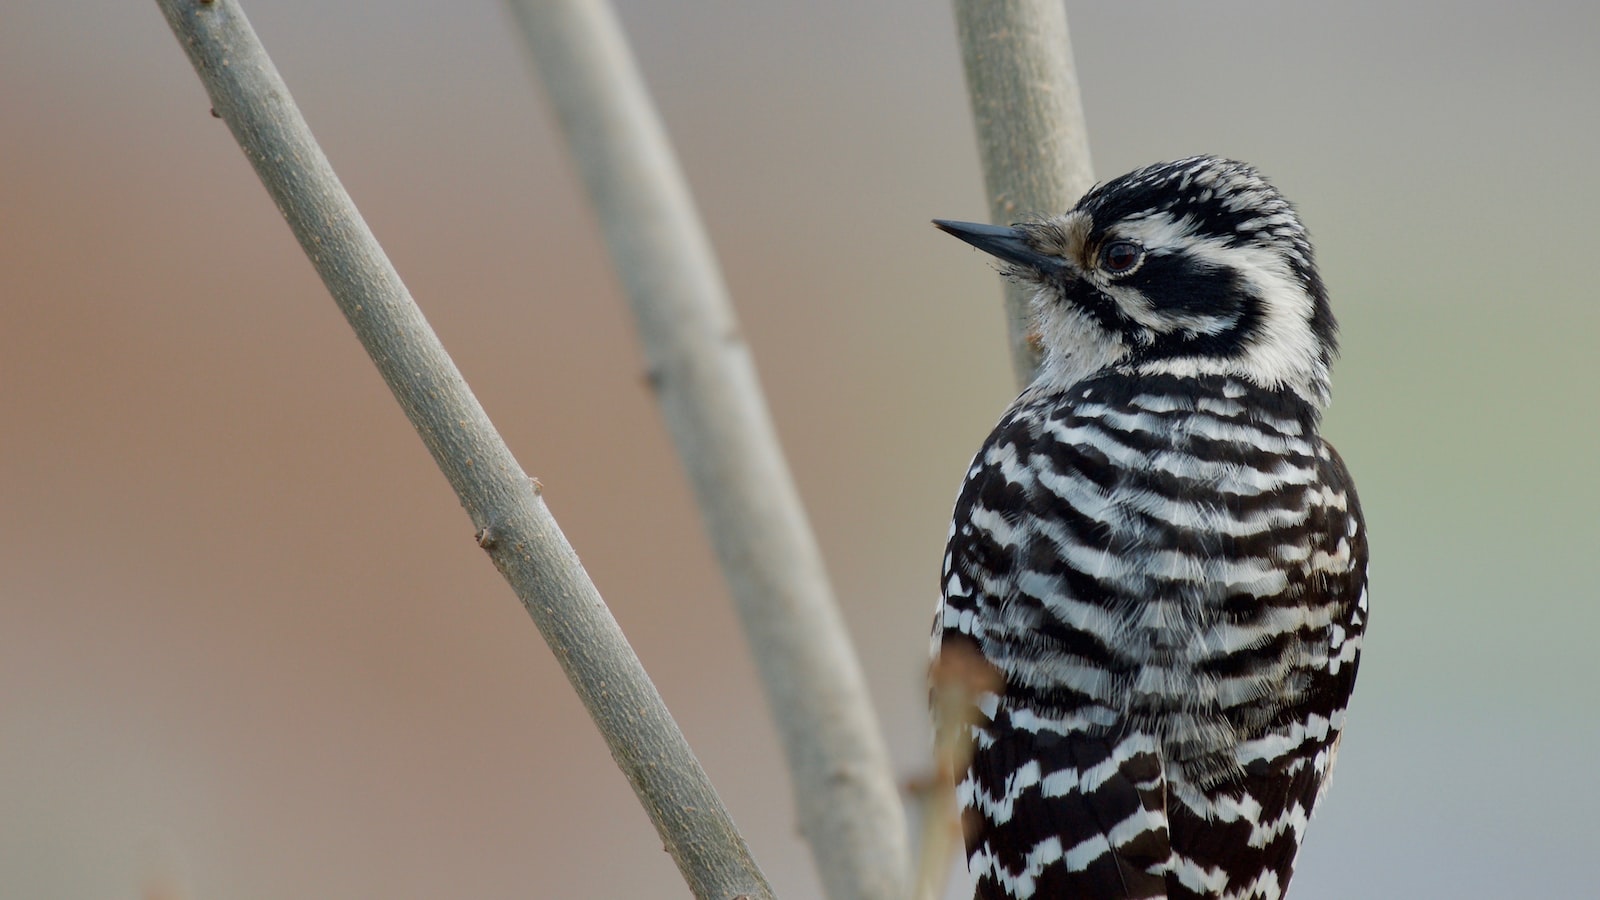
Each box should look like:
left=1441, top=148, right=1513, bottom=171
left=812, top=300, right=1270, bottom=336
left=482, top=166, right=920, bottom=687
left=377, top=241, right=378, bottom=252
left=933, top=157, right=1367, bottom=900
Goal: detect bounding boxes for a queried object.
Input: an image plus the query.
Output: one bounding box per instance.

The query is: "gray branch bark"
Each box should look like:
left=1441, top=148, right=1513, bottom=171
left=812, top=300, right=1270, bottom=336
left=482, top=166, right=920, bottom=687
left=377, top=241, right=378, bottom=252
left=503, top=4, right=911, bottom=900
left=152, top=2, right=773, bottom=897
left=910, top=3, right=1097, bottom=893
left=952, top=0, right=1096, bottom=387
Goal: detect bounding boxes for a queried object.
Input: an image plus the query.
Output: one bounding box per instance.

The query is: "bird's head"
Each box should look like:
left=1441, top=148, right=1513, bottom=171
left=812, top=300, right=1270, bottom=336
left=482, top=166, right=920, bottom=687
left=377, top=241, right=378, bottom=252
left=937, top=155, right=1337, bottom=406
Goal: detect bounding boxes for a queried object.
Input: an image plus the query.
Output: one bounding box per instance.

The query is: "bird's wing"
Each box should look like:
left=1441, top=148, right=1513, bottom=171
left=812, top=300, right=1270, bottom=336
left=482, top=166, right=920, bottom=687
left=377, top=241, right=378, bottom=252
left=1162, top=438, right=1368, bottom=900
left=963, top=703, right=1171, bottom=900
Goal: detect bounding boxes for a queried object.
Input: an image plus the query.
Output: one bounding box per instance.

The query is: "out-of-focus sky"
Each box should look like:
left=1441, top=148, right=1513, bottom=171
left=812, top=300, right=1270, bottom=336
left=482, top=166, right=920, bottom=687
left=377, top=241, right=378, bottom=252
left=3, top=2, right=1597, bottom=898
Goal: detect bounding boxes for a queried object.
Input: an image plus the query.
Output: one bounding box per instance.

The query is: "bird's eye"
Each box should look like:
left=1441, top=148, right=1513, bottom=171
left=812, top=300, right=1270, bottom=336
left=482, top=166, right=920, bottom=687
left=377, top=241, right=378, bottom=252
left=1100, top=240, right=1143, bottom=274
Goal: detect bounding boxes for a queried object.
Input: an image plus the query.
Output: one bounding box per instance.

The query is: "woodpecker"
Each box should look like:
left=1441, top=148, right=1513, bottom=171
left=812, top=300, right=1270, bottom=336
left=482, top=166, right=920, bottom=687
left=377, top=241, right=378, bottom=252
left=933, top=156, right=1366, bottom=900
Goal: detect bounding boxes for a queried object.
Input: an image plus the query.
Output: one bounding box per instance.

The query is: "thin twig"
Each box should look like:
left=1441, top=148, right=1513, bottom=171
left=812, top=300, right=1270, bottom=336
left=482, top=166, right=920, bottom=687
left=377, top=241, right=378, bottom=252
left=152, top=2, right=773, bottom=897
left=504, top=3, right=911, bottom=899
left=952, top=0, right=1096, bottom=387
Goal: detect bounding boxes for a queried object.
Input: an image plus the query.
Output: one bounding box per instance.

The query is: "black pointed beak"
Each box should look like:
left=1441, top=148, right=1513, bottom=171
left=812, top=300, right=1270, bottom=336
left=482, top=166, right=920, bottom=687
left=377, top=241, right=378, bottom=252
left=932, top=219, right=1064, bottom=275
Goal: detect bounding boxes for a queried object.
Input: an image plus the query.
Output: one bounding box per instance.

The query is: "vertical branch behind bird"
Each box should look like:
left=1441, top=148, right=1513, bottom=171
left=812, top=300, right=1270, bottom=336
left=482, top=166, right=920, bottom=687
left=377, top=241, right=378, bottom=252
left=951, top=0, right=1097, bottom=389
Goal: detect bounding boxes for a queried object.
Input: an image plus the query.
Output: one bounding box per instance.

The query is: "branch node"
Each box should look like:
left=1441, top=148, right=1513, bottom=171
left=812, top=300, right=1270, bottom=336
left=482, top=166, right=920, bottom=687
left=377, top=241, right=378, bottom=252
left=474, top=524, right=498, bottom=549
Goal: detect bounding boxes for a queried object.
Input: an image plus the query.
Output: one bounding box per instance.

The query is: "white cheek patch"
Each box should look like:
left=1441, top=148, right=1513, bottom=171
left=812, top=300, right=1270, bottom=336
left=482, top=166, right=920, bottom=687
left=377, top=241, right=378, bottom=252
left=1175, top=235, right=1323, bottom=395
left=1093, top=213, right=1327, bottom=403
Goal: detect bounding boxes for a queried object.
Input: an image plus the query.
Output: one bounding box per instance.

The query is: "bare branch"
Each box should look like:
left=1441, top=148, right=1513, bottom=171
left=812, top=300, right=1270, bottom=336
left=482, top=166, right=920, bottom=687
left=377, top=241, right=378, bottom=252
left=915, top=2, right=1099, bottom=890
left=503, top=3, right=911, bottom=899
left=152, top=2, right=773, bottom=897
left=952, top=0, right=1096, bottom=387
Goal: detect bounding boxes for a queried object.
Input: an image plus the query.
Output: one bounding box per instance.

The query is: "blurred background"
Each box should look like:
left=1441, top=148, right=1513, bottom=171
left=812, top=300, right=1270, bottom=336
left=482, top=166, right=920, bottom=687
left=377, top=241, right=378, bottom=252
left=4, top=2, right=1597, bottom=897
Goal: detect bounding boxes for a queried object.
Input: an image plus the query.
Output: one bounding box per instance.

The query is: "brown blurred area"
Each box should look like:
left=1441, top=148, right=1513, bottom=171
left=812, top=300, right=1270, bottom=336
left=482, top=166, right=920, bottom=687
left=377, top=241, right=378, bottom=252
left=4, top=3, right=1598, bottom=898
